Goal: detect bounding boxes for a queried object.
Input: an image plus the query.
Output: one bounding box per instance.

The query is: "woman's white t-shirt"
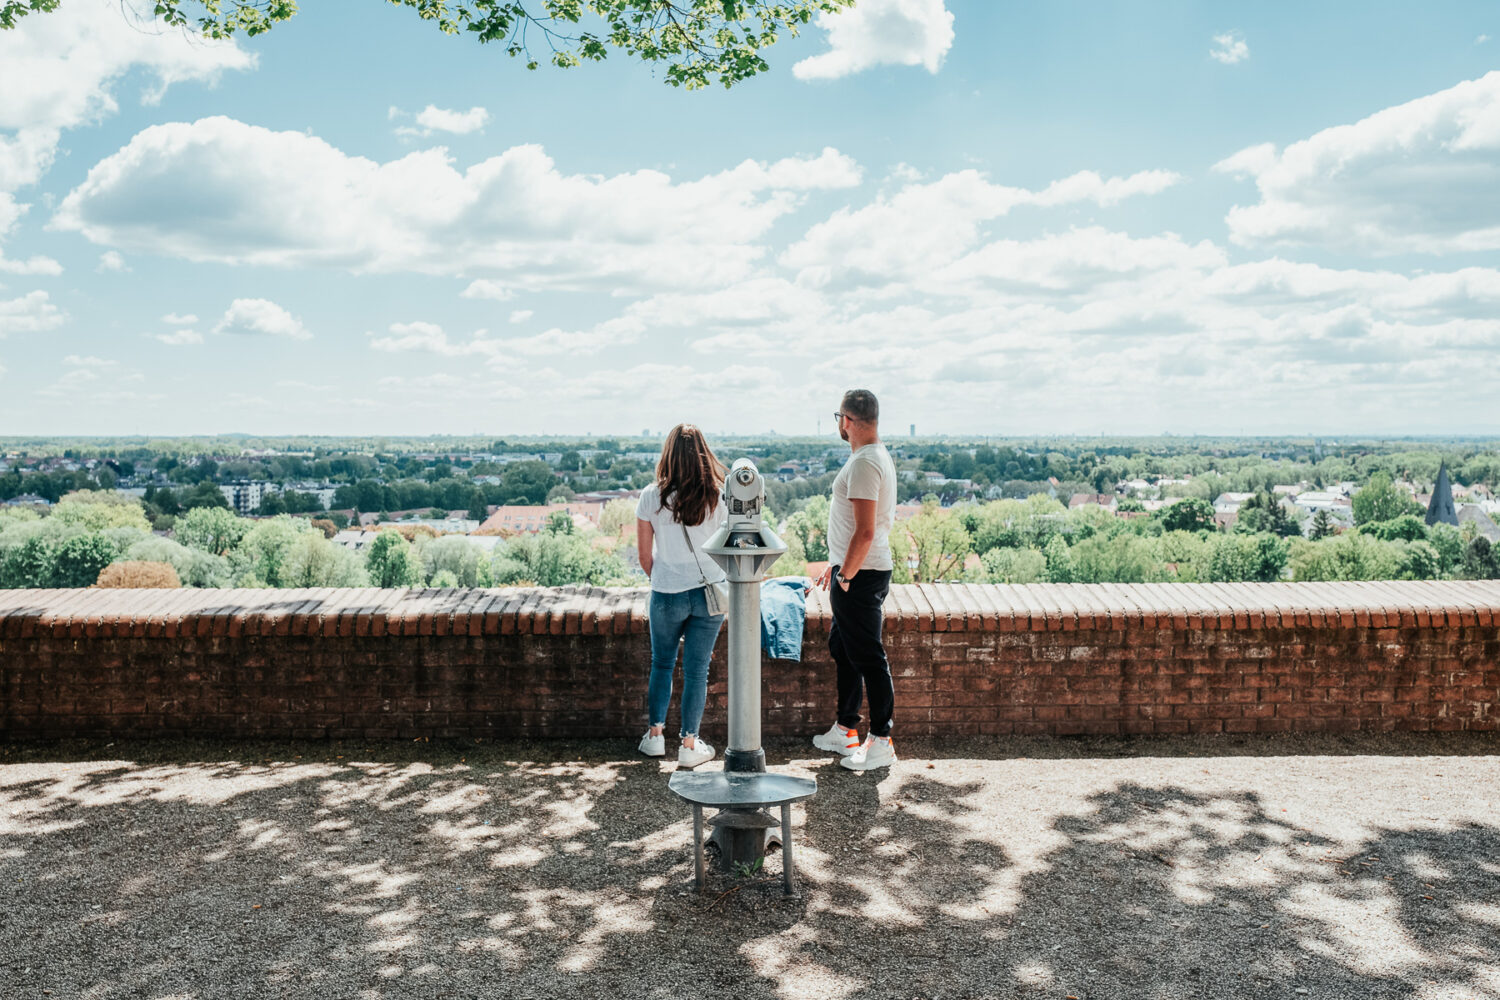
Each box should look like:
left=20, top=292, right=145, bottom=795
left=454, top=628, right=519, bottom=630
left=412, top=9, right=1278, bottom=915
left=636, top=483, right=727, bottom=594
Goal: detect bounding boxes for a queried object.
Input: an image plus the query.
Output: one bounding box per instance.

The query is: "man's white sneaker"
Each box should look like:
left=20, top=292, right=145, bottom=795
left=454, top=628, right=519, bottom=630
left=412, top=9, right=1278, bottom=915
left=639, top=731, right=665, bottom=757
left=678, top=739, right=715, bottom=769
left=840, top=735, right=896, bottom=771
left=812, top=722, right=862, bottom=757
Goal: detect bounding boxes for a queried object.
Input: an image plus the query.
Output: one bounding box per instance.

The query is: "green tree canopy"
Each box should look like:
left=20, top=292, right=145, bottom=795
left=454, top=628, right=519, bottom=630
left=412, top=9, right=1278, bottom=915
left=1351, top=471, right=1423, bottom=526
left=1158, top=497, right=1216, bottom=533
left=176, top=506, right=247, bottom=556
left=1233, top=492, right=1300, bottom=538
left=1461, top=537, right=1500, bottom=580
left=1, top=0, right=854, bottom=90
left=900, top=501, right=971, bottom=582
left=491, top=532, right=628, bottom=587
left=1361, top=515, right=1429, bottom=543
left=51, top=491, right=152, bottom=533
left=782, top=495, right=830, bottom=563
left=365, top=531, right=424, bottom=588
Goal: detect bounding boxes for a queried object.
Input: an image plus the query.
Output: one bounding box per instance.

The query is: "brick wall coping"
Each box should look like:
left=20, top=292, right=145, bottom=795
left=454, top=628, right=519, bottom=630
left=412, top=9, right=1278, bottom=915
left=2, top=580, right=1498, bottom=639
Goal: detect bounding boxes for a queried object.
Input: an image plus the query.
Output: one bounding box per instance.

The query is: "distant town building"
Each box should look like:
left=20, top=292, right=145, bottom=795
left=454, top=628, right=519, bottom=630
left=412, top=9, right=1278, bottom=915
left=219, top=480, right=274, bottom=515
left=1212, top=492, right=1256, bottom=515
left=477, top=502, right=606, bottom=535
left=1426, top=464, right=1459, bottom=528
left=1289, top=491, right=1351, bottom=516
left=1069, top=493, right=1118, bottom=511
left=2, top=493, right=51, bottom=508
left=1458, top=506, right=1500, bottom=543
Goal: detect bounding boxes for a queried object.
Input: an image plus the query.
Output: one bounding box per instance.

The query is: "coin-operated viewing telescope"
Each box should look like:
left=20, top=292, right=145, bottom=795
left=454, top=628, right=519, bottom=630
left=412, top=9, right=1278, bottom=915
left=701, top=458, right=787, bottom=773
left=664, top=457, right=808, bottom=877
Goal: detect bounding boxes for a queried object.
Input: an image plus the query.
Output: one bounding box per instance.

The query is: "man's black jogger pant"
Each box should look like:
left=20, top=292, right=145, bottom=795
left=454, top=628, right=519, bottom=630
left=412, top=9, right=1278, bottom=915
left=829, top=568, right=894, bottom=737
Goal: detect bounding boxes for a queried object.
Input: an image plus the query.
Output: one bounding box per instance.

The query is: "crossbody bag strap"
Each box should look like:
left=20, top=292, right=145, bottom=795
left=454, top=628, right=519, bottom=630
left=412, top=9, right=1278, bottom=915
left=680, top=522, right=712, bottom=585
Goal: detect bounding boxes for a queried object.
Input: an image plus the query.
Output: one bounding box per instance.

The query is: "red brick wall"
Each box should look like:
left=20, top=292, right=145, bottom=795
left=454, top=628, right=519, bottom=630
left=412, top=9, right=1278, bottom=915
left=1, top=582, right=1497, bottom=740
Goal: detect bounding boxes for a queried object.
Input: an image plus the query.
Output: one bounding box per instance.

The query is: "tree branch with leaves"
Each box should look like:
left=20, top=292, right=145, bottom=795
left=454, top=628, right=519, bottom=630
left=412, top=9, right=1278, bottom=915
left=1, top=0, right=855, bottom=89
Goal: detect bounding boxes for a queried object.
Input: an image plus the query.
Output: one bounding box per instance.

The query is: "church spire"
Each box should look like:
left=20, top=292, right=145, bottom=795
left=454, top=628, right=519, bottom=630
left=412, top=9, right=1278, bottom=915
left=1426, top=463, right=1459, bottom=527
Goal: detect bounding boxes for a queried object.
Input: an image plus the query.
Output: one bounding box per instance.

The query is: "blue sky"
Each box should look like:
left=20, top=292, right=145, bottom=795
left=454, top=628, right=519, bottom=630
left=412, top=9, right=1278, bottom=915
left=1, top=0, right=1497, bottom=438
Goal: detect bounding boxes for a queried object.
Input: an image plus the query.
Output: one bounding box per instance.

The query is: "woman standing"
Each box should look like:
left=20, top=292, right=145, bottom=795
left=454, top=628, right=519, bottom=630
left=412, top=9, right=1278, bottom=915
left=636, top=424, right=728, bottom=768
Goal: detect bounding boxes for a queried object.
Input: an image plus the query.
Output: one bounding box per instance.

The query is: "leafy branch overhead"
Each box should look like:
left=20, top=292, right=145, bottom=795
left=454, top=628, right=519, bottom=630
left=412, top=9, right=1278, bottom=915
left=0, top=0, right=856, bottom=88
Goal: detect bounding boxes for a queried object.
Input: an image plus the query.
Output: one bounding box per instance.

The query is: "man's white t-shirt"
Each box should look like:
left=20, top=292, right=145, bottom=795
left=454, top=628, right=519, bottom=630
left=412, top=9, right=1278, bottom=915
left=635, top=483, right=727, bottom=594
left=827, top=443, right=898, bottom=573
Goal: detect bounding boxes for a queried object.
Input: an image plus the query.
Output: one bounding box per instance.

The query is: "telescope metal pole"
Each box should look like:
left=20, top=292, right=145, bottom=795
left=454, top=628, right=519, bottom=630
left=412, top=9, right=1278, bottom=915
left=724, top=552, right=765, bottom=773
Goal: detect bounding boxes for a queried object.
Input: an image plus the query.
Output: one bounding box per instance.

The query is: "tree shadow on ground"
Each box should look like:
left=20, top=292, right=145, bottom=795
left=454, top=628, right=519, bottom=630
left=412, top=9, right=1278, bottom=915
left=0, top=738, right=1496, bottom=999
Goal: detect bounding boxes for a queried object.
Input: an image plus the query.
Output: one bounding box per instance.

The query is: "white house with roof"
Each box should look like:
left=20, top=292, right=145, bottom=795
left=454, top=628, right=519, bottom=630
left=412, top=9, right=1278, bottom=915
left=1212, top=492, right=1255, bottom=515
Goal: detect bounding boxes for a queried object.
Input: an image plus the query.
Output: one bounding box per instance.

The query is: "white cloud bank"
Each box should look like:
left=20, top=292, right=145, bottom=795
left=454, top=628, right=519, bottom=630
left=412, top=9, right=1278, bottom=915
left=781, top=167, right=1182, bottom=282
left=1216, top=71, right=1500, bottom=254
left=0, top=0, right=252, bottom=277
left=52, top=117, right=864, bottom=290
left=793, top=0, right=955, bottom=81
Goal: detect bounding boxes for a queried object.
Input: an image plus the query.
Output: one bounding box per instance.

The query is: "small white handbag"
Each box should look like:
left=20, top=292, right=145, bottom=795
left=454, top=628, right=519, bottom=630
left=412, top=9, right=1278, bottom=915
left=682, top=522, right=729, bottom=615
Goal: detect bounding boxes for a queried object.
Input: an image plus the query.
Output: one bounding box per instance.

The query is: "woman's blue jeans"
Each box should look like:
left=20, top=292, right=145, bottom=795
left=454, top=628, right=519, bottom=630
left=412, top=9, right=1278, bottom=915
left=647, top=588, right=725, bottom=738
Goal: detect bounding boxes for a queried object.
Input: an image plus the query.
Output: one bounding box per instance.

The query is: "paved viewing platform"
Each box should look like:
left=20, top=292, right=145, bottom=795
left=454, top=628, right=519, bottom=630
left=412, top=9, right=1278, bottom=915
left=1, top=734, right=1496, bottom=999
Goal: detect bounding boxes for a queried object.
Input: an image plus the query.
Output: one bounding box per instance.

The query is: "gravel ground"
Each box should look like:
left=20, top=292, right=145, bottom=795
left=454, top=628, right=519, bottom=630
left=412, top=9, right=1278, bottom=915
left=2, top=733, right=1498, bottom=1000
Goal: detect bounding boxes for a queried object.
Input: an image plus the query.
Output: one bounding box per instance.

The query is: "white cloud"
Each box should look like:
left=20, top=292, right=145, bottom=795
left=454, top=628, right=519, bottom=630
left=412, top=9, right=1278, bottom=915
left=1210, top=32, right=1249, bottom=65
left=97, top=249, right=128, bottom=272
left=53, top=118, right=863, bottom=290
left=392, top=105, right=490, bottom=137
left=162, top=312, right=197, bottom=325
left=793, top=0, right=955, bottom=81
left=0, top=250, right=61, bottom=276
left=1031, top=169, right=1182, bottom=207
left=369, top=320, right=487, bottom=356
left=38, top=353, right=157, bottom=401
left=932, top=227, right=1226, bottom=292
left=461, top=279, right=513, bottom=301
left=368, top=315, right=646, bottom=360
left=153, top=328, right=203, bottom=346
left=1478, top=34, right=1491, bottom=45
left=1215, top=71, right=1500, bottom=253
left=508, top=310, right=532, bottom=324
left=0, top=289, right=64, bottom=336
left=0, top=0, right=253, bottom=192
left=63, top=354, right=114, bottom=367
left=781, top=167, right=1182, bottom=283
left=0, top=193, right=62, bottom=275
left=0, top=2, right=248, bottom=280
left=211, top=298, right=310, bottom=340
left=490, top=321, right=647, bottom=358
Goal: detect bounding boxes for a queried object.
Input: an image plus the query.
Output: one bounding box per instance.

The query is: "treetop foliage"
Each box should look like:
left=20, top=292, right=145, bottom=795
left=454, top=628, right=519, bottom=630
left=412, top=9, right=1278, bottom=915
left=1, top=0, right=855, bottom=89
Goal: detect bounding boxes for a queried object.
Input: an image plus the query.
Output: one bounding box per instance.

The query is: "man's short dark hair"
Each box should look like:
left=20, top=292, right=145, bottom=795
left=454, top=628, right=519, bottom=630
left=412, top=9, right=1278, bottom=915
left=842, top=389, right=879, bottom=423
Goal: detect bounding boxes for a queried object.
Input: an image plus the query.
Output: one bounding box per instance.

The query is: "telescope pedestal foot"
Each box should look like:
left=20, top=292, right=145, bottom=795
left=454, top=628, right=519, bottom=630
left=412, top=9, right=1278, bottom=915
left=707, top=808, right=780, bottom=875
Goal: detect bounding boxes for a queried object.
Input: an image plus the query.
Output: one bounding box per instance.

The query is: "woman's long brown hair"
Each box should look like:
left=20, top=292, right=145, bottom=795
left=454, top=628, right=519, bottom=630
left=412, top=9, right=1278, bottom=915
left=655, top=424, right=725, bottom=527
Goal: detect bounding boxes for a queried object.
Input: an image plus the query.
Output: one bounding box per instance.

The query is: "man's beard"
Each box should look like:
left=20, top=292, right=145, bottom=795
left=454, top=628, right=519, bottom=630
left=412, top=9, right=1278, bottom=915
left=839, top=425, right=849, bottom=442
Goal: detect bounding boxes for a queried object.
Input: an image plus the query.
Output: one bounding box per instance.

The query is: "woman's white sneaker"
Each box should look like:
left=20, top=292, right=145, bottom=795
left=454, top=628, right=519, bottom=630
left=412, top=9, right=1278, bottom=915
left=812, top=722, right=862, bottom=756
left=678, top=739, right=716, bottom=769
left=840, top=735, right=896, bottom=771
left=639, top=731, right=666, bottom=757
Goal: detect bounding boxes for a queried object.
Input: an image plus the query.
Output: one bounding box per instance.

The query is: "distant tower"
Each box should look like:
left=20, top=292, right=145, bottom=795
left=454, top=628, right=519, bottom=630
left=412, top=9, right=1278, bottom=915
left=1426, top=463, right=1459, bottom=527
left=910, top=424, right=916, bottom=438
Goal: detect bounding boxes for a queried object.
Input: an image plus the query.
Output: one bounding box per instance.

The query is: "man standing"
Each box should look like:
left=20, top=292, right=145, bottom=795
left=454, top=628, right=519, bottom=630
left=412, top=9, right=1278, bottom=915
left=813, top=389, right=899, bottom=771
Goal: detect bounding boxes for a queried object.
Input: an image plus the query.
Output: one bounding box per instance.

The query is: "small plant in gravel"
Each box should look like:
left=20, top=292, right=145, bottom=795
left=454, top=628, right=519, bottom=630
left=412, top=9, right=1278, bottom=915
left=732, top=857, right=764, bottom=879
